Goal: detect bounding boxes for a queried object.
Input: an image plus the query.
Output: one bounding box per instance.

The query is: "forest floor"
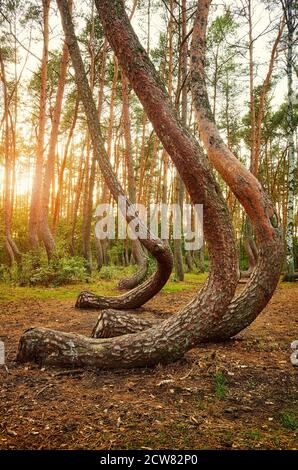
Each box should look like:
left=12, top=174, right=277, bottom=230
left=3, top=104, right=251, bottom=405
left=0, top=275, right=297, bottom=450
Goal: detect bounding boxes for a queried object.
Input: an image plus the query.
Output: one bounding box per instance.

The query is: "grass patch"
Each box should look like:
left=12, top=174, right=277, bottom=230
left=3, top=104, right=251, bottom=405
left=0, top=281, right=116, bottom=303
left=0, top=272, right=208, bottom=303
left=214, top=372, right=228, bottom=399
left=245, top=429, right=261, bottom=441
left=280, top=412, right=298, bottom=430
left=279, top=281, right=298, bottom=289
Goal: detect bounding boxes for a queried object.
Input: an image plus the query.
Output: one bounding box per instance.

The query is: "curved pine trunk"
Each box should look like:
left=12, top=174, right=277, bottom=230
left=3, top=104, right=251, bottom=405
left=16, top=0, right=239, bottom=369
left=55, top=0, right=173, bottom=310
left=190, top=0, right=284, bottom=339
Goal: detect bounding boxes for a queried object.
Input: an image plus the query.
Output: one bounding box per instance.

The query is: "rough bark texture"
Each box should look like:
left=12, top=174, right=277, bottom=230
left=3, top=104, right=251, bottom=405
left=91, top=309, right=157, bottom=338
left=190, top=0, right=284, bottom=338
left=16, top=0, right=239, bottom=369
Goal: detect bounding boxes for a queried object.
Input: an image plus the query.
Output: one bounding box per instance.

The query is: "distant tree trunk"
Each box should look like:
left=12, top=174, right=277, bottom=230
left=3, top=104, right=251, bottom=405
left=16, top=0, right=239, bottom=369
left=173, top=0, right=187, bottom=281
left=82, top=142, right=96, bottom=273
left=53, top=97, right=79, bottom=230
left=39, top=29, right=70, bottom=259
left=242, top=0, right=258, bottom=274
left=70, top=144, right=85, bottom=256
left=100, top=55, right=118, bottom=206
left=118, top=72, right=148, bottom=289
left=28, top=0, right=50, bottom=250
left=282, top=0, right=296, bottom=281
left=82, top=0, right=96, bottom=273
left=173, top=173, right=184, bottom=280
left=0, top=49, right=21, bottom=265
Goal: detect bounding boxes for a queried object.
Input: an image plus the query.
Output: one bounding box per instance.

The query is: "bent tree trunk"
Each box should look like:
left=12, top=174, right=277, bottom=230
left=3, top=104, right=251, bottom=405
left=88, top=0, right=284, bottom=340
left=16, top=0, right=239, bottom=369
left=190, top=0, right=284, bottom=339
left=242, top=218, right=258, bottom=277
left=56, top=0, right=173, bottom=310
left=80, top=0, right=284, bottom=342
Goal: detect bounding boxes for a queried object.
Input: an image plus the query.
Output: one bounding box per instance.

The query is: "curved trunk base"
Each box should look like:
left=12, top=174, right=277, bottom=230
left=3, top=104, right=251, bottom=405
left=92, top=309, right=156, bottom=338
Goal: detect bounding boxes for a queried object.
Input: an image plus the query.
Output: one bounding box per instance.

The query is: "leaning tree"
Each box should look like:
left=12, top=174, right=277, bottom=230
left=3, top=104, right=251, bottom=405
left=16, top=0, right=283, bottom=369
left=58, top=0, right=174, bottom=312
left=89, top=0, right=283, bottom=341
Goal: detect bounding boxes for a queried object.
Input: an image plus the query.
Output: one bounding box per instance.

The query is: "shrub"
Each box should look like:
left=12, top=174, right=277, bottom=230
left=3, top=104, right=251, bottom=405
left=3, top=251, right=88, bottom=287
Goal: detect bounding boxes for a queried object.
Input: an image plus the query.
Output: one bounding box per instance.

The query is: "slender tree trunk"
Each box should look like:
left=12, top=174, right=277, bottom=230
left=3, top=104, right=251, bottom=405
left=173, top=0, right=188, bottom=281
left=241, top=0, right=259, bottom=273
left=0, top=49, right=21, bottom=265
left=282, top=0, right=296, bottom=281
left=70, top=143, right=85, bottom=255
left=118, top=72, right=148, bottom=289
left=39, top=25, right=70, bottom=259
left=28, top=0, right=50, bottom=249
left=53, top=97, right=79, bottom=230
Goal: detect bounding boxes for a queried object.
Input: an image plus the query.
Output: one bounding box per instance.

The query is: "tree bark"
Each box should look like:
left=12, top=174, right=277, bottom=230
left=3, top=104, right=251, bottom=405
left=91, top=309, right=157, bottom=338
left=16, top=0, right=239, bottom=369
left=53, top=97, right=79, bottom=230
left=190, top=0, right=284, bottom=338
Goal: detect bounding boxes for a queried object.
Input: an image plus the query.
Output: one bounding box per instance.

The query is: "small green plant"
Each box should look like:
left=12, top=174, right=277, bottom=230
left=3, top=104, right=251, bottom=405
left=245, top=429, right=261, bottom=441
left=214, top=372, right=228, bottom=399
left=280, top=412, right=298, bottom=430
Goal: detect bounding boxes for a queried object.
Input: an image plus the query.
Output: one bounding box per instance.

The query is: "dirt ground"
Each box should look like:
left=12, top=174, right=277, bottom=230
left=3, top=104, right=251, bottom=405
left=0, top=283, right=297, bottom=450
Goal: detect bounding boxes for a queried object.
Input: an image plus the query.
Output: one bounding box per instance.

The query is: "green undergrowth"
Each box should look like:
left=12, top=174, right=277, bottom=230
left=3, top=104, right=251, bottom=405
left=0, top=269, right=295, bottom=304
left=0, top=271, right=208, bottom=303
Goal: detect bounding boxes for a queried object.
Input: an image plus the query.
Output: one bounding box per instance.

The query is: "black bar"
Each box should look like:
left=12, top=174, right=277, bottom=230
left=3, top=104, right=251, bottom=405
left=0, top=450, right=297, bottom=466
